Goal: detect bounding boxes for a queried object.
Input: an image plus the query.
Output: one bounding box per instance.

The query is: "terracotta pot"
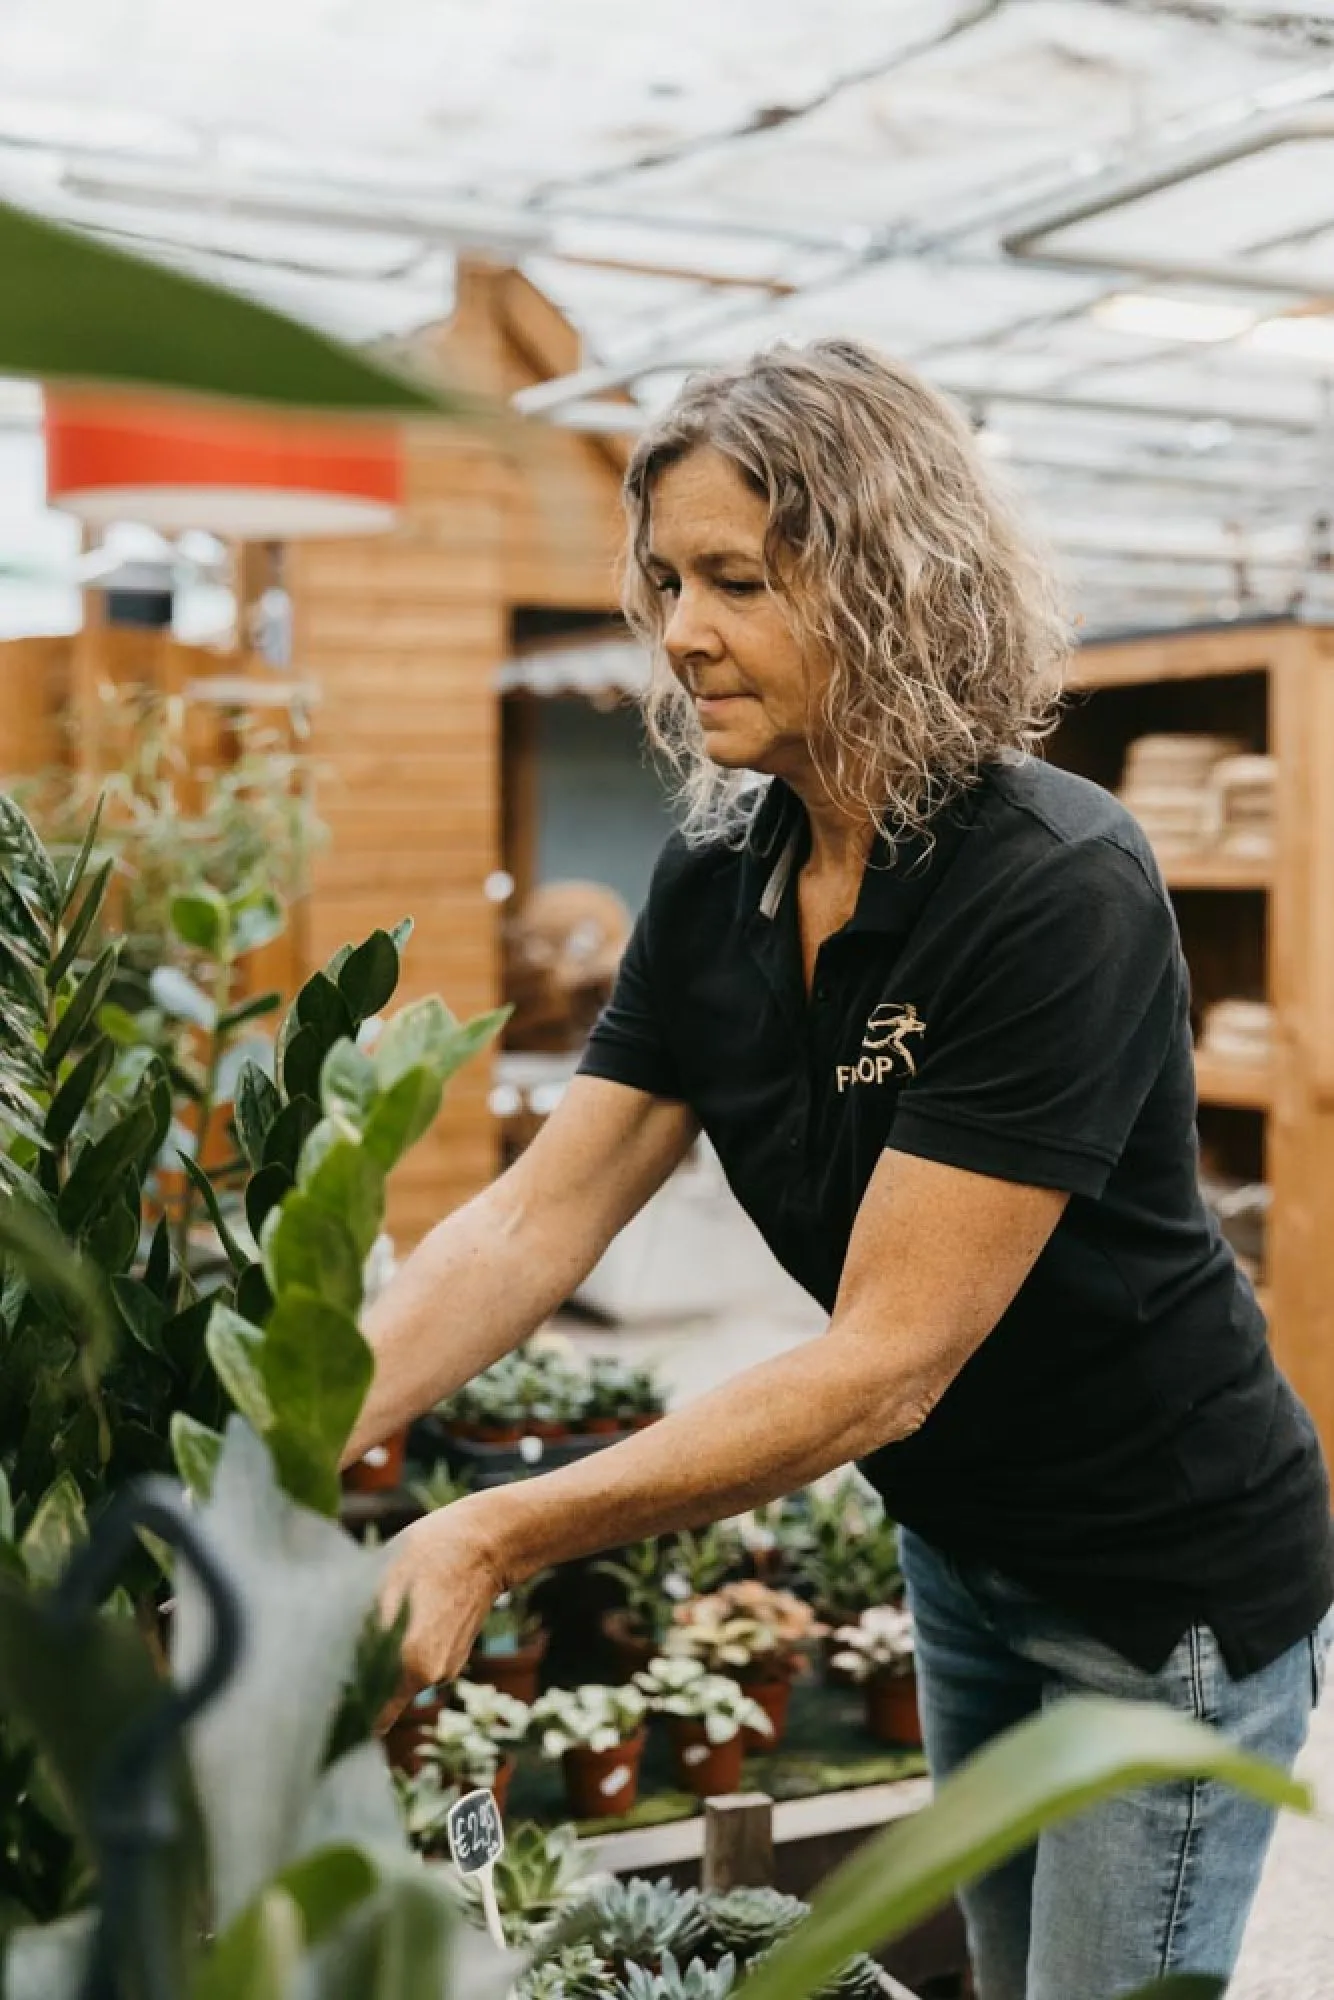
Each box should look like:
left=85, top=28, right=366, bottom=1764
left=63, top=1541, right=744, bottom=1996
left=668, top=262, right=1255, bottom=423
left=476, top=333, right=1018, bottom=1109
left=628, top=1413, right=662, bottom=1431
left=491, top=1756, right=516, bottom=1819
left=864, top=1668, right=922, bottom=1748
left=736, top=1673, right=791, bottom=1753
left=560, top=1730, right=646, bottom=1818
left=468, top=1627, right=549, bottom=1705
left=524, top=1419, right=568, bottom=1442
left=581, top=1416, right=621, bottom=1435
left=820, top=1628, right=857, bottom=1688
left=342, top=1426, right=408, bottom=1495
left=477, top=1422, right=525, bottom=1444
left=601, top=1609, right=659, bottom=1681
left=449, top=1420, right=484, bottom=1442
left=670, top=1719, right=745, bottom=1798
left=385, top=1687, right=449, bottom=1775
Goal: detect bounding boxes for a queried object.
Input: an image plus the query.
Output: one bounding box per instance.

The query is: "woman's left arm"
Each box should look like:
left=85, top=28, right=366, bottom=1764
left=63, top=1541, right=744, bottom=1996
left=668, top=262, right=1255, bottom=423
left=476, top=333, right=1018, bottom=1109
left=382, top=1147, right=1067, bottom=1700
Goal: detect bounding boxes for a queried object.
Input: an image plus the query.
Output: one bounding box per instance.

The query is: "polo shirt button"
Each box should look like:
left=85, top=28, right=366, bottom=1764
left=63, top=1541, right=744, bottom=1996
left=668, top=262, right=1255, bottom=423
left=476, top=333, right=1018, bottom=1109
left=814, top=984, right=827, bottom=1003
left=787, top=1131, right=800, bottom=1150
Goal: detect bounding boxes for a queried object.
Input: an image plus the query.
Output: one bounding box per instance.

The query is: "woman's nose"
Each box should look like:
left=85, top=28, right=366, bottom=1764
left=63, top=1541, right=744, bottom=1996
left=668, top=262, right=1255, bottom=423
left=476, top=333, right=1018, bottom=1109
left=664, top=587, right=723, bottom=667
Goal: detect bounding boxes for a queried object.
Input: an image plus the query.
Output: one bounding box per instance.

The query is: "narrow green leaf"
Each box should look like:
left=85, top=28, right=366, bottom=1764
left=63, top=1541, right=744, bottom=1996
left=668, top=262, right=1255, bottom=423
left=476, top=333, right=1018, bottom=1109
left=235, top=1059, right=282, bottom=1169
left=388, top=918, right=414, bottom=955
left=361, top=1066, right=443, bottom=1171
left=246, top=1162, right=294, bottom=1243
left=0, top=1468, right=12, bottom=1544
left=0, top=194, right=454, bottom=412
left=177, top=1152, right=249, bottom=1274
left=45, top=943, right=120, bottom=1072
left=45, top=1033, right=115, bottom=1147
left=320, top=1040, right=378, bottom=1129
left=196, top=1885, right=305, bottom=2000
left=236, top=1259, right=274, bottom=1326
left=433, top=1007, right=511, bottom=1087
left=170, top=1412, right=224, bottom=1503
left=0, top=866, right=50, bottom=963
left=282, top=1024, right=326, bottom=1105
left=0, top=1188, right=114, bottom=1354
left=171, top=887, right=229, bottom=956
left=272, top=1843, right=380, bottom=1944
left=263, top=1095, right=321, bottom=1176
left=58, top=794, right=106, bottom=918
left=19, top=1472, right=87, bottom=1589
left=295, top=971, right=357, bottom=1051
left=740, top=1699, right=1311, bottom=2000
left=0, top=930, right=49, bottom=1017
left=46, top=855, right=114, bottom=992
left=110, top=1274, right=168, bottom=1355
left=206, top=1303, right=275, bottom=1433
left=261, top=1289, right=374, bottom=1516
left=335, top=930, right=401, bottom=1024
left=145, top=1058, right=173, bottom=1162
left=370, top=996, right=456, bottom=1090
left=261, top=1191, right=363, bottom=1317
left=57, top=1099, right=157, bottom=1233
left=83, top=1188, right=140, bottom=1277
left=315, top=1872, right=456, bottom=2000
left=0, top=795, right=61, bottom=926
left=218, top=990, right=283, bottom=1035
left=143, top=1213, right=173, bottom=1300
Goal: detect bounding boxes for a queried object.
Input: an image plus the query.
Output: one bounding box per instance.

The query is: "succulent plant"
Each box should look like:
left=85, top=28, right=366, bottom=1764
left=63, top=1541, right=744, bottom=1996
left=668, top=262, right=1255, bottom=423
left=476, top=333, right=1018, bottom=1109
left=516, top=1942, right=619, bottom=2000
left=563, top=1876, right=706, bottom=1968
left=818, top=1952, right=888, bottom=1998
left=618, top=1950, right=738, bottom=2000
left=465, top=1820, right=596, bottom=1944
left=696, top=1886, right=809, bottom=1963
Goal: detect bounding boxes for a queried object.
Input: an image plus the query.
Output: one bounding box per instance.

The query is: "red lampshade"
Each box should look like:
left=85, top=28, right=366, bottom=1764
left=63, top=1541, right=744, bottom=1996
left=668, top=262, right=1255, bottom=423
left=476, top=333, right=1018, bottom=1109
left=44, top=391, right=402, bottom=538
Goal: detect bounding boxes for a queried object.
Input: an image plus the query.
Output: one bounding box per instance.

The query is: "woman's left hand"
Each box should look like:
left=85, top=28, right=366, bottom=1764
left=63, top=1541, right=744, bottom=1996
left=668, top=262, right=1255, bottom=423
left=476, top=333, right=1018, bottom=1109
left=378, top=1501, right=509, bottom=1723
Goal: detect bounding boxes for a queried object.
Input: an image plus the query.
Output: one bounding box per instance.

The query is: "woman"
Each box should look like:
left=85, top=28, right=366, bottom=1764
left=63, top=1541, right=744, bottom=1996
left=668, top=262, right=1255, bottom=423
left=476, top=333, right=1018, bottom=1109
left=349, top=340, right=1332, bottom=1999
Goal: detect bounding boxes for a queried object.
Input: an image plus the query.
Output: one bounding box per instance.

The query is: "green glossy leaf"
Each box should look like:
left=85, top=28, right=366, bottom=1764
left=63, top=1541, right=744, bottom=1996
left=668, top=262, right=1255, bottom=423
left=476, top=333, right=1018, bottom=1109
left=246, top=1162, right=294, bottom=1243
left=335, top=931, right=401, bottom=1024
left=195, top=1885, right=304, bottom=2000
left=58, top=795, right=105, bottom=918
left=44, top=1035, right=115, bottom=1148
left=320, top=1041, right=378, bottom=1128
left=296, top=972, right=357, bottom=1052
left=0, top=931, right=50, bottom=1018
left=170, top=1412, right=224, bottom=1504
left=388, top=918, right=414, bottom=955
left=0, top=1467, right=13, bottom=1544
left=263, top=1096, right=321, bottom=1176
left=110, top=1274, right=167, bottom=1355
left=0, top=795, right=61, bottom=927
left=235, top=1060, right=282, bottom=1170
left=272, top=1843, right=380, bottom=1945
left=143, top=1213, right=173, bottom=1300
left=740, top=1698, right=1311, bottom=2000
left=361, top=1067, right=443, bottom=1172
left=206, top=1304, right=275, bottom=1434
left=46, top=856, right=114, bottom=993
left=0, top=866, right=51, bottom=965
left=282, top=1023, right=326, bottom=1105
left=45, top=944, right=119, bottom=1073
left=0, top=195, right=451, bottom=413
left=18, top=1473, right=87, bottom=1589
left=57, top=1099, right=157, bottom=1232
left=236, top=1258, right=275, bottom=1327
left=82, top=1188, right=140, bottom=1277
left=145, top=1057, right=174, bottom=1162
left=218, top=990, right=283, bottom=1035
left=171, top=887, right=229, bottom=957
left=260, top=1289, right=373, bottom=1516
left=370, top=996, right=456, bottom=1090
left=177, top=1152, right=249, bottom=1274
left=297, top=1132, right=384, bottom=1260
left=260, top=1191, right=363, bottom=1317
left=312, top=1871, right=456, bottom=2000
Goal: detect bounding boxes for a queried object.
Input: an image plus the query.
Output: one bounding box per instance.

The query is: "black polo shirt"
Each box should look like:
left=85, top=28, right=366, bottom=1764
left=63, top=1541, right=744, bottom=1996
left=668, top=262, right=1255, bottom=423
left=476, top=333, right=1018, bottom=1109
left=579, top=757, right=1333, bottom=1675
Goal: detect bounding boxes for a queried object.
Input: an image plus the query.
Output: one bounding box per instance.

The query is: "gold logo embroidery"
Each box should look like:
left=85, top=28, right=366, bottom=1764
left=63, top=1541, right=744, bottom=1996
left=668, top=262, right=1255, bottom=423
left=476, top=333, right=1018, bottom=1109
left=836, top=1003, right=926, bottom=1093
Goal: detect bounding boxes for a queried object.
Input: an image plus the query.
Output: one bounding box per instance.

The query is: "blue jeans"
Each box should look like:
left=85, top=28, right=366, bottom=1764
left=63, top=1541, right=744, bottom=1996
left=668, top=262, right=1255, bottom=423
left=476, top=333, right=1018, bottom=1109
left=900, top=1527, right=1331, bottom=2000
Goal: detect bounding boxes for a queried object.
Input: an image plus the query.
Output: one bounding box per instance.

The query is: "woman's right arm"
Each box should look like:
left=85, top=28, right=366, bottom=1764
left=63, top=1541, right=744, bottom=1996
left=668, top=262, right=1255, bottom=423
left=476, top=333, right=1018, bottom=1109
left=339, top=1076, right=699, bottom=1465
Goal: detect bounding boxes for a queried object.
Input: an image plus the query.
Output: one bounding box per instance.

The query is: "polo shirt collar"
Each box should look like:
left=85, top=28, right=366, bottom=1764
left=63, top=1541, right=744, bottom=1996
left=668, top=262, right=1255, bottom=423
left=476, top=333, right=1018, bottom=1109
left=744, top=773, right=985, bottom=937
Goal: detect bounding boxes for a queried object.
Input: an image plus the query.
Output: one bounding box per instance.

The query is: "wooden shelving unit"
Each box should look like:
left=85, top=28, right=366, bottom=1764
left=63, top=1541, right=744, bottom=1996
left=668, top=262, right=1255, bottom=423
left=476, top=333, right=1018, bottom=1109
left=1052, top=618, right=1334, bottom=1464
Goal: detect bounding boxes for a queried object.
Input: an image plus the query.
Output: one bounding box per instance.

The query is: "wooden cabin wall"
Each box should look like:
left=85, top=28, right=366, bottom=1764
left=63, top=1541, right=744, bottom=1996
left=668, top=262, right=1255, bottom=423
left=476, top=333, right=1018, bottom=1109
left=288, top=426, right=508, bottom=1247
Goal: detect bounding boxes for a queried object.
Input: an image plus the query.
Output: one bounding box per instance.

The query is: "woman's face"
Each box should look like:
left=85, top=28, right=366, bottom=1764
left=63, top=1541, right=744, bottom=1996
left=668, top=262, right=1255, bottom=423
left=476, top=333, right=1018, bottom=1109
left=646, top=446, right=826, bottom=788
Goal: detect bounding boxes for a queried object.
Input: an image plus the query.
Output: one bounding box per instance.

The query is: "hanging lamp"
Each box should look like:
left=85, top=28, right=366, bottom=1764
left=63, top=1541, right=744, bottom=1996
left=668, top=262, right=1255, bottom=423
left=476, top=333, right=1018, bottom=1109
left=44, top=390, right=402, bottom=538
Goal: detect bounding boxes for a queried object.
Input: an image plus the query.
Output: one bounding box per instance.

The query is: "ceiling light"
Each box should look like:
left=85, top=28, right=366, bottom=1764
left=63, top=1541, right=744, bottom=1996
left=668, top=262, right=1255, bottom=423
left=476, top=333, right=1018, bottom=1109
left=1093, top=294, right=1259, bottom=345
left=1247, top=317, right=1334, bottom=366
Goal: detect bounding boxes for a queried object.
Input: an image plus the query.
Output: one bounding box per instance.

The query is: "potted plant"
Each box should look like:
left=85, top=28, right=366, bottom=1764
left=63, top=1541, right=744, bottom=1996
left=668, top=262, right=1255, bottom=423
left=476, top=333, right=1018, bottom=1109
left=529, top=1681, right=650, bottom=1818
left=468, top=1571, right=551, bottom=1702
left=620, top=1952, right=739, bottom=2000
left=515, top=1944, right=619, bottom=1999
left=469, top=1356, right=530, bottom=1443
left=830, top=1603, right=922, bottom=1748
left=583, top=1356, right=637, bottom=1434
left=408, top=1462, right=473, bottom=1515
left=392, top=1762, right=459, bottom=1854
left=461, top=1819, right=599, bottom=1949
left=667, top=1580, right=823, bottom=1749
left=792, top=1484, right=905, bottom=1685
left=559, top=1876, right=705, bottom=1975
left=521, top=1351, right=591, bottom=1441
left=397, top=1677, right=530, bottom=1810
left=695, top=1887, right=808, bottom=1966
left=634, top=1657, right=771, bottom=1797
left=596, top=1539, right=686, bottom=1677
left=624, top=1363, right=667, bottom=1429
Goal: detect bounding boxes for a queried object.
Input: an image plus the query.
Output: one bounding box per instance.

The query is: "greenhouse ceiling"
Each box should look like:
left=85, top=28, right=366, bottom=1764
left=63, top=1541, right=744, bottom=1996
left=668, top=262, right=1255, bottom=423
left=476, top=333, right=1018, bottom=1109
left=7, top=0, right=1334, bottom=635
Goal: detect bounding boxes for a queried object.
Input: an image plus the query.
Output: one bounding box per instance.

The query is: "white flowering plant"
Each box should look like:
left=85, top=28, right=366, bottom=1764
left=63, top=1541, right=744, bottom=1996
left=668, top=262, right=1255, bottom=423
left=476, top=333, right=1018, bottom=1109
left=829, top=1604, right=916, bottom=1683
left=633, top=1658, right=773, bottom=1746
left=529, top=1682, right=649, bottom=1759
left=418, top=1679, right=531, bottom=1785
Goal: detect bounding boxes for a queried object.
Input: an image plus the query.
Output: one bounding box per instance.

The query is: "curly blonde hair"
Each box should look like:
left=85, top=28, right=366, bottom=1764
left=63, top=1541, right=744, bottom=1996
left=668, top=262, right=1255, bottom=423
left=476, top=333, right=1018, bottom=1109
left=622, top=338, right=1069, bottom=847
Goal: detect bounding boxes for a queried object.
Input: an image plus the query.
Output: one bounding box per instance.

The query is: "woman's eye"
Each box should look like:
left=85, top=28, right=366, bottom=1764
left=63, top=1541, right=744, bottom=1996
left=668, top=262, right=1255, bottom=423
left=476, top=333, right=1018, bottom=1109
left=652, top=575, right=679, bottom=596
left=718, top=578, right=760, bottom=597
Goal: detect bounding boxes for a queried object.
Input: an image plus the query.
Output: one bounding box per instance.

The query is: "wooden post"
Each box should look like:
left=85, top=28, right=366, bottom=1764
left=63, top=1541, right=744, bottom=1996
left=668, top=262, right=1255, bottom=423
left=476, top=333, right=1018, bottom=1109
left=701, top=1793, right=775, bottom=1894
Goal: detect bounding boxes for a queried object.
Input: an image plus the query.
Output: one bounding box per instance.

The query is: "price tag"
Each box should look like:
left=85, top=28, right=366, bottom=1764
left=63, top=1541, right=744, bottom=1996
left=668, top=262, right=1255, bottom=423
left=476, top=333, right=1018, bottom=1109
left=446, top=1787, right=507, bottom=1951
